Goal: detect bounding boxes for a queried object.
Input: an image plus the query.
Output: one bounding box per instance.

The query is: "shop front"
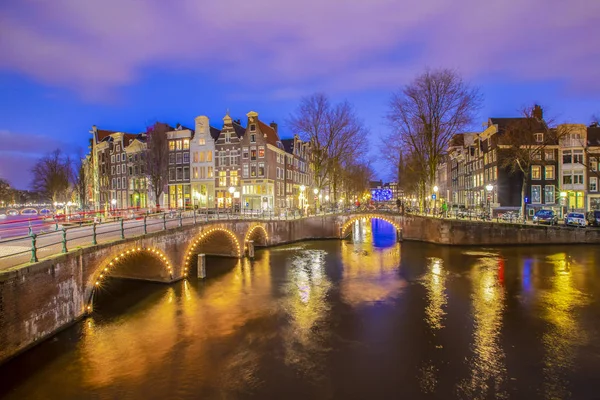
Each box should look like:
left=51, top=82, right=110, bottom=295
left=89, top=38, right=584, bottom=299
left=565, top=190, right=585, bottom=213
left=169, top=184, right=191, bottom=209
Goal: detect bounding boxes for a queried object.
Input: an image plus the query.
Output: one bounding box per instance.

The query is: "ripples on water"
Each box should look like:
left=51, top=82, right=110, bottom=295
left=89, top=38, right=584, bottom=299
left=1, top=219, right=600, bottom=399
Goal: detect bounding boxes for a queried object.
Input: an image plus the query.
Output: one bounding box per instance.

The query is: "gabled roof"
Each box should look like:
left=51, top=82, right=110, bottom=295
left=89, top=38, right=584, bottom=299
left=209, top=126, right=221, bottom=141
left=96, top=129, right=120, bottom=142
left=588, top=126, right=600, bottom=147
left=449, top=134, right=464, bottom=147
left=281, top=138, right=294, bottom=154
left=232, top=121, right=245, bottom=138
left=258, top=120, right=282, bottom=148
left=489, top=117, right=546, bottom=132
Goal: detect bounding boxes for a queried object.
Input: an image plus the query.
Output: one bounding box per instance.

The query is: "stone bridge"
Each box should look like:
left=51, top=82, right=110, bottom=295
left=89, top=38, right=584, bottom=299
left=0, top=213, right=406, bottom=364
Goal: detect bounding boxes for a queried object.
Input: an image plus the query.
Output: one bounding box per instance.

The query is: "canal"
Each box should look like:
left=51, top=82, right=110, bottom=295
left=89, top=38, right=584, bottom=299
left=1, top=219, right=600, bottom=399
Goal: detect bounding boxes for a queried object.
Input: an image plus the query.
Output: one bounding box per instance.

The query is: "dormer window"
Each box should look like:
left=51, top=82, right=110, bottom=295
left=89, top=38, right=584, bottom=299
left=250, top=134, right=256, bottom=143
left=225, top=133, right=230, bottom=143
left=534, top=133, right=543, bottom=143
left=250, top=124, right=256, bottom=132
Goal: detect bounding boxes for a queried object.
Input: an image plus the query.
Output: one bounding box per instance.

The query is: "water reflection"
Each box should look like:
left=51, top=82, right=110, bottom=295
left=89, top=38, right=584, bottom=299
left=422, top=257, right=447, bottom=331
left=540, top=253, right=589, bottom=400
left=459, top=254, right=507, bottom=400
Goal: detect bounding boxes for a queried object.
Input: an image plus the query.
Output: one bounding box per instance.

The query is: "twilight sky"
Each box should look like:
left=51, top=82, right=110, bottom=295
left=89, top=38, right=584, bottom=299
left=1, top=0, right=599, bottom=189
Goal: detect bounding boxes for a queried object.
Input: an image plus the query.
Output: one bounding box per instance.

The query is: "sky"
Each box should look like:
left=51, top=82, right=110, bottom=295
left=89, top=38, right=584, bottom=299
left=0, top=0, right=599, bottom=189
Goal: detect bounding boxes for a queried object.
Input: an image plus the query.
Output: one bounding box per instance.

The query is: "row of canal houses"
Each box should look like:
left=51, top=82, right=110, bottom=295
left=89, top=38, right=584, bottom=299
left=88, top=111, right=313, bottom=211
left=438, top=105, right=600, bottom=216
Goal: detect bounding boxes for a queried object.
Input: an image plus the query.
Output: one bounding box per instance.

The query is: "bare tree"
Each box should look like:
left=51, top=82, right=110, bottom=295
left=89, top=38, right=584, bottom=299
left=73, top=152, right=90, bottom=209
left=31, top=149, right=73, bottom=203
left=592, top=114, right=599, bottom=125
left=386, top=68, right=483, bottom=196
left=0, top=178, right=12, bottom=205
left=146, top=122, right=170, bottom=209
left=499, top=105, right=569, bottom=218
left=288, top=93, right=368, bottom=200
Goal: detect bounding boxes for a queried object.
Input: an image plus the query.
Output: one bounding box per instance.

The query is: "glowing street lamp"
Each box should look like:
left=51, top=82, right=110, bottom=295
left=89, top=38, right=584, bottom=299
left=560, top=191, right=567, bottom=218
left=228, top=186, right=235, bottom=213
left=486, top=184, right=493, bottom=218
left=111, top=199, right=117, bottom=210
left=433, top=186, right=439, bottom=216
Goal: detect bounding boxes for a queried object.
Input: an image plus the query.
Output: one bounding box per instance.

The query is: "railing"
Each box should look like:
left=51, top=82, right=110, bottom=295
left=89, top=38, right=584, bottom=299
left=0, top=208, right=345, bottom=269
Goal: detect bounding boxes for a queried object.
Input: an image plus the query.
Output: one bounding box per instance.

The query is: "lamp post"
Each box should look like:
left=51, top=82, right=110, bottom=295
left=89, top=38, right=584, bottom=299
left=560, top=191, right=567, bottom=219
left=486, top=184, right=493, bottom=219
left=314, top=188, right=319, bottom=213
left=433, top=185, right=439, bottom=216
left=111, top=198, right=117, bottom=210
left=228, top=186, right=235, bottom=214
left=299, top=185, right=306, bottom=212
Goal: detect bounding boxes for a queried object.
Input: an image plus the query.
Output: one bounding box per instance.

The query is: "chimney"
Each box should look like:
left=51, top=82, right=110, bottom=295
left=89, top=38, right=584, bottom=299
left=533, top=104, right=543, bottom=120
left=270, top=122, right=278, bottom=134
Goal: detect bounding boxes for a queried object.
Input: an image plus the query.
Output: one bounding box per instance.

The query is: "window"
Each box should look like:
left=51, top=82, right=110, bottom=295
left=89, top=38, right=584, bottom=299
left=219, top=151, right=227, bottom=166
left=230, top=171, right=239, bottom=186
left=287, top=169, right=292, bottom=179
left=111, top=166, right=115, bottom=175
left=176, top=140, right=182, bottom=150
left=116, top=144, right=120, bottom=152
left=251, top=164, right=257, bottom=177
left=563, top=150, right=572, bottom=164
left=250, top=124, right=256, bottom=132
left=258, top=147, right=265, bottom=158
left=531, top=185, right=541, bottom=204
left=225, top=133, right=230, bottom=143
left=230, top=150, right=238, bottom=166
left=176, top=153, right=182, bottom=164
left=562, top=172, right=572, bottom=185
left=129, top=166, right=133, bottom=175
left=111, top=155, right=115, bottom=163
left=545, top=165, right=555, bottom=180
left=250, top=134, right=256, bottom=143
left=545, top=149, right=554, bottom=160
left=243, top=164, right=249, bottom=178
left=112, top=178, right=115, bottom=189
left=199, top=152, right=205, bottom=162
left=193, top=167, right=198, bottom=179
left=198, top=137, right=205, bottom=145
left=169, top=141, right=175, bottom=151
left=258, top=163, right=265, bottom=177
left=193, top=152, right=198, bottom=163
left=242, top=147, right=249, bottom=159
left=534, top=133, right=544, bottom=143
left=574, top=150, right=584, bottom=164
left=532, top=151, right=541, bottom=160
left=207, top=151, right=212, bottom=162
left=574, top=172, right=584, bottom=184
left=183, top=167, right=190, bottom=180
left=544, top=185, right=555, bottom=203
left=116, top=165, right=121, bottom=174
left=183, top=139, right=190, bottom=149
left=169, top=168, right=175, bottom=181
left=121, top=177, right=126, bottom=188
left=207, top=166, right=213, bottom=178
left=591, top=177, right=598, bottom=192
left=219, top=171, right=227, bottom=186
left=591, top=157, right=598, bottom=171
left=251, top=149, right=257, bottom=160
left=183, top=152, right=190, bottom=163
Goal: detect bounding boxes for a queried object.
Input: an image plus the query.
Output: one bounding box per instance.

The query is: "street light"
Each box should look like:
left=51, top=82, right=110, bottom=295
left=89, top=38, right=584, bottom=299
left=228, top=186, right=235, bottom=213
left=111, top=199, right=117, bottom=210
left=486, top=184, right=493, bottom=219
left=560, top=191, right=567, bottom=218
left=433, top=186, right=439, bottom=216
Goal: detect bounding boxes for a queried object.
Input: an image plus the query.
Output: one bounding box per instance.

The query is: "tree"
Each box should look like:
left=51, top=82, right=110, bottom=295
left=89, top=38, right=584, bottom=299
left=31, top=149, right=73, bottom=204
left=146, top=122, right=170, bottom=209
left=0, top=178, right=12, bottom=205
left=288, top=93, right=369, bottom=201
left=498, top=105, right=567, bottom=219
left=386, top=68, right=483, bottom=198
left=74, top=153, right=90, bottom=209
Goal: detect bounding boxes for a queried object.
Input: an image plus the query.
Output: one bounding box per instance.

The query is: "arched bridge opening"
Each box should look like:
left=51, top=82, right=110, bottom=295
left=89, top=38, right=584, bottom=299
left=244, top=225, right=268, bottom=254
left=86, top=247, right=174, bottom=314
left=341, top=215, right=402, bottom=245
left=183, top=228, right=242, bottom=278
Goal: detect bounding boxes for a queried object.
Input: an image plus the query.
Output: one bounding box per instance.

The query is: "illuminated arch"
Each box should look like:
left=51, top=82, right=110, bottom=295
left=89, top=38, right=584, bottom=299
left=20, top=208, right=38, bottom=215
left=39, top=208, right=52, bottom=215
left=182, top=228, right=242, bottom=277
left=6, top=209, right=19, bottom=216
left=340, top=214, right=402, bottom=238
left=244, top=224, right=269, bottom=248
left=85, top=247, right=173, bottom=314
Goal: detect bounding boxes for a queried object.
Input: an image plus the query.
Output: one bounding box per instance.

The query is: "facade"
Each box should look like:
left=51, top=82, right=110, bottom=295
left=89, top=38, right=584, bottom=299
left=239, top=111, right=287, bottom=211
left=281, top=134, right=312, bottom=210
left=559, top=124, right=587, bottom=213
left=587, top=124, right=600, bottom=210
left=125, top=136, right=148, bottom=208
left=167, top=125, right=192, bottom=209
left=214, top=114, right=244, bottom=209
left=190, top=116, right=219, bottom=208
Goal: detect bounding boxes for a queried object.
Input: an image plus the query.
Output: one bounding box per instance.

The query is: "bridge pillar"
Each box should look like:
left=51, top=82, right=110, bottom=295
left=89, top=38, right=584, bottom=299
left=248, top=240, right=255, bottom=259
left=397, top=228, right=403, bottom=242
left=197, top=254, right=206, bottom=279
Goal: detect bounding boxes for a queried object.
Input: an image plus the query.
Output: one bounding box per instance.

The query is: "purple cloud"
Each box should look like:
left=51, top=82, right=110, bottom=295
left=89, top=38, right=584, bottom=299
left=0, top=0, right=599, bottom=99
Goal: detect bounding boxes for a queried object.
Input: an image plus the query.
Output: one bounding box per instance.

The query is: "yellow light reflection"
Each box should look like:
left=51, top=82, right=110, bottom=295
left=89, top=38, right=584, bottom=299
left=423, top=257, right=447, bottom=331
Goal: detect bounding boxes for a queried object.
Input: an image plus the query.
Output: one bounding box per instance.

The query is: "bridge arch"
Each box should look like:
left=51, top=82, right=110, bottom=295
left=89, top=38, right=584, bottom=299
left=245, top=224, right=269, bottom=248
left=340, top=214, right=402, bottom=238
left=182, top=228, right=242, bottom=277
left=20, top=208, right=38, bottom=215
left=6, top=209, right=19, bottom=216
left=85, top=247, right=174, bottom=313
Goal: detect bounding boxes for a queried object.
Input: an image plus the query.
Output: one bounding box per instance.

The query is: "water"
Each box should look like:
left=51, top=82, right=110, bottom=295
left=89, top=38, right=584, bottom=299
left=1, top=219, right=600, bottom=399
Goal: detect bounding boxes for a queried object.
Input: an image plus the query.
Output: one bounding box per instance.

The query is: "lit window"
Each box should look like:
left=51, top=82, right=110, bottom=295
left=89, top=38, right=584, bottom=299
left=183, top=139, right=190, bottom=150
left=219, top=171, right=227, bottom=187
left=207, top=151, right=212, bottom=162
left=534, top=133, right=543, bottom=143
left=176, top=140, right=182, bottom=150
left=544, top=149, right=554, bottom=160
left=169, top=141, right=175, bottom=151
left=231, top=170, right=239, bottom=186
left=591, top=177, right=598, bottom=192
left=251, top=149, right=257, bottom=160
left=258, top=163, right=265, bottom=177
left=198, top=138, right=205, bottom=145
left=544, top=165, right=554, bottom=180
left=243, top=147, right=249, bottom=158
left=258, top=147, right=265, bottom=158
left=531, top=185, right=541, bottom=204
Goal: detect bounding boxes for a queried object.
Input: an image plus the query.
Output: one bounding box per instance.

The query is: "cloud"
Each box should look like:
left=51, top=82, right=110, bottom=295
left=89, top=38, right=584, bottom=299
left=0, top=0, right=599, bottom=99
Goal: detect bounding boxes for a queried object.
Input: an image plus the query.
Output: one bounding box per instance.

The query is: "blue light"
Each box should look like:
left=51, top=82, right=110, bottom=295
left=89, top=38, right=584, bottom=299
left=371, top=188, right=392, bottom=202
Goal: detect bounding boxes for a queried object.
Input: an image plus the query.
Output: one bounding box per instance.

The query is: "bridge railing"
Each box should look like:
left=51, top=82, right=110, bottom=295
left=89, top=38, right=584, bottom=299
left=0, top=208, right=350, bottom=268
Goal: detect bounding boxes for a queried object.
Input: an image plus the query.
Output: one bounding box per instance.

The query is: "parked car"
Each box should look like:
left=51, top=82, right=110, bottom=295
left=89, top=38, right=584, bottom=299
left=565, top=212, right=587, bottom=227
left=532, top=209, right=558, bottom=225
left=586, top=210, right=600, bottom=227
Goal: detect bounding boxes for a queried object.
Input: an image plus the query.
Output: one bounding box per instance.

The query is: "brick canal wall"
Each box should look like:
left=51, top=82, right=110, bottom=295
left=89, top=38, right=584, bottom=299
left=0, top=216, right=339, bottom=364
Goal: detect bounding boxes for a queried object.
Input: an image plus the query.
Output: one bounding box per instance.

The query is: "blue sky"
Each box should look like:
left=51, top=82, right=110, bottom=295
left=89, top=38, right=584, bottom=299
left=1, top=0, right=598, bottom=189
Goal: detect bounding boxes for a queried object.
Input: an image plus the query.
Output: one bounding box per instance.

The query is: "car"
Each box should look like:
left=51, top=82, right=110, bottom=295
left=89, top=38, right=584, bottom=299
left=587, top=210, right=600, bottom=227
left=532, top=209, right=558, bottom=225
left=565, top=212, right=586, bottom=227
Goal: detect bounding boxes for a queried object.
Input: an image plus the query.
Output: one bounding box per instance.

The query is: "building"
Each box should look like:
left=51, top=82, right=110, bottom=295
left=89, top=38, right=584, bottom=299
left=587, top=123, right=600, bottom=210
left=190, top=116, right=220, bottom=208
left=558, top=123, right=587, bottom=213
left=166, top=124, right=192, bottom=209
left=214, top=113, right=244, bottom=209
left=239, top=111, right=287, bottom=211
left=125, top=135, right=148, bottom=208
left=281, top=134, right=312, bottom=210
